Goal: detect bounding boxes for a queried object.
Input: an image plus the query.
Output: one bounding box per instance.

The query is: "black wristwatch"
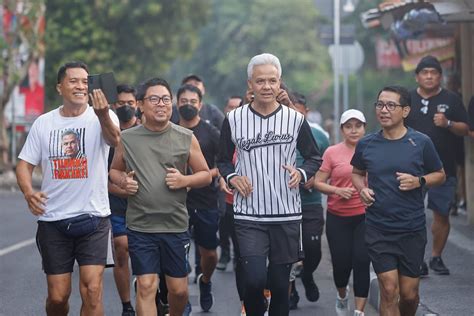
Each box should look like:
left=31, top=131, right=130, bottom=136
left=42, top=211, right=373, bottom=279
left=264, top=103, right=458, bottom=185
left=419, top=176, right=426, bottom=187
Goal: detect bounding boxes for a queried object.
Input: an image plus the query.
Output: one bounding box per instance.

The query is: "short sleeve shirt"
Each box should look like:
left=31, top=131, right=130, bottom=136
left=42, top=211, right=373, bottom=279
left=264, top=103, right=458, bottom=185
left=320, top=142, right=365, bottom=217
left=351, top=128, right=443, bottom=232
left=405, top=89, right=467, bottom=177
left=186, top=120, right=220, bottom=210
left=18, top=106, right=119, bottom=221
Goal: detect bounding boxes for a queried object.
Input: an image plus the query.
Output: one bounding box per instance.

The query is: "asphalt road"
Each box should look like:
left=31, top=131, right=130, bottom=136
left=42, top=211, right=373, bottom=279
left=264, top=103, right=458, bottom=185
left=2, top=190, right=472, bottom=315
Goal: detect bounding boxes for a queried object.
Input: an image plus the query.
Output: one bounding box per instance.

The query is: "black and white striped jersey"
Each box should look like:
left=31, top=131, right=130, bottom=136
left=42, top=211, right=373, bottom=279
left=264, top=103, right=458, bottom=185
left=218, top=103, right=322, bottom=223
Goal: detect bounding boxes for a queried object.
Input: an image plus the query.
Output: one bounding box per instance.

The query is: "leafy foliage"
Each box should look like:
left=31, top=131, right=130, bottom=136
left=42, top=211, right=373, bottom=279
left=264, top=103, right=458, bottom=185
left=168, top=0, right=332, bottom=107
left=44, top=0, right=210, bottom=107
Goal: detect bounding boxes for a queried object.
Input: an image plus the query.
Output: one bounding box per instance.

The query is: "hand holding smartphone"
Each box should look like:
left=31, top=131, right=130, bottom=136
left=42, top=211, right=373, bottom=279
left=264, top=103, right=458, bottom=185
left=87, top=72, right=118, bottom=105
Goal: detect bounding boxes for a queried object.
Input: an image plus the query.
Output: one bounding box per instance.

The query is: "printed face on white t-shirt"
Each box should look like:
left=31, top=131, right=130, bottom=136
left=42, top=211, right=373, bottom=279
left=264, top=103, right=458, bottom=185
left=50, top=128, right=88, bottom=179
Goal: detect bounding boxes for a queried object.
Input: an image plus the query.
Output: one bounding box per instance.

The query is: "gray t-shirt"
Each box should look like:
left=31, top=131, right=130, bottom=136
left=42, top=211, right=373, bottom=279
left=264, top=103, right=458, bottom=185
left=121, top=123, right=193, bottom=233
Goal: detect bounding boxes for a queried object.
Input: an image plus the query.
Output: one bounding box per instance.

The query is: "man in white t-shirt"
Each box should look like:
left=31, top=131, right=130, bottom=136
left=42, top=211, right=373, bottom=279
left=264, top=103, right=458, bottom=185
left=16, top=61, right=120, bottom=316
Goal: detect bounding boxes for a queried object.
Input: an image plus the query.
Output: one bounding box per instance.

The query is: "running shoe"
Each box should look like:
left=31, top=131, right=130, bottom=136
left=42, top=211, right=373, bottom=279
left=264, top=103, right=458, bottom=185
left=198, top=273, right=214, bottom=311
left=429, top=256, right=450, bottom=275
left=264, top=289, right=271, bottom=311
left=354, top=310, right=365, bottom=316
left=157, top=299, right=169, bottom=316
left=216, top=248, right=230, bottom=271
left=289, top=285, right=300, bottom=310
left=240, top=302, right=247, bottom=316
left=183, top=300, right=192, bottom=316
left=335, top=289, right=349, bottom=316
left=302, top=275, right=320, bottom=302
left=420, top=261, right=429, bottom=276
left=122, top=310, right=135, bottom=316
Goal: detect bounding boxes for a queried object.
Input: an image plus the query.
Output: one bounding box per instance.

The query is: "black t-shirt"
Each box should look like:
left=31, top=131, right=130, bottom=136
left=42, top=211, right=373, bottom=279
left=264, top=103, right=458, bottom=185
left=468, top=96, right=474, bottom=131
left=405, top=89, right=468, bottom=177
left=186, top=119, right=220, bottom=210
left=108, top=147, right=128, bottom=216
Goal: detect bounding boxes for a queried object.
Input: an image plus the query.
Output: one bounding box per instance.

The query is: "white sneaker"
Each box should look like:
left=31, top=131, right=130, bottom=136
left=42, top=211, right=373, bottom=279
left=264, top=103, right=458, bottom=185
left=335, top=291, right=349, bottom=316
left=354, top=310, right=365, bottom=316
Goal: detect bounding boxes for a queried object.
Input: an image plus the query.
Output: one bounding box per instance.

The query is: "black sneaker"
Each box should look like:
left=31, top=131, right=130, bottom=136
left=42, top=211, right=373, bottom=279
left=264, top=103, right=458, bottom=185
left=216, top=249, right=230, bottom=271
left=289, top=285, right=300, bottom=310
left=302, top=276, right=320, bottom=302
left=420, top=261, right=429, bottom=277
left=198, top=273, right=214, bottom=311
left=429, top=256, right=450, bottom=275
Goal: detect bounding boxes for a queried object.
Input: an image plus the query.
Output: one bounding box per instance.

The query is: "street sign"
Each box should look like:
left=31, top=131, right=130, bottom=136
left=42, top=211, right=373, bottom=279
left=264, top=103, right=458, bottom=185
left=328, top=40, right=365, bottom=74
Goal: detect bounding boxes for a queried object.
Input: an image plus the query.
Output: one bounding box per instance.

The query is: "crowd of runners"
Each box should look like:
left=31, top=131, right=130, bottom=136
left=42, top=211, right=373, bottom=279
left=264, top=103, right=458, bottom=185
left=15, top=53, right=474, bottom=316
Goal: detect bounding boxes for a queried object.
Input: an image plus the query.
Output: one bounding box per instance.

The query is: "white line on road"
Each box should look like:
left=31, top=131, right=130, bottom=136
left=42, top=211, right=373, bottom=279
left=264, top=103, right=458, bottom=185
left=0, top=238, right=35, bottom=256
left=448, top=228, right=474, bottom=253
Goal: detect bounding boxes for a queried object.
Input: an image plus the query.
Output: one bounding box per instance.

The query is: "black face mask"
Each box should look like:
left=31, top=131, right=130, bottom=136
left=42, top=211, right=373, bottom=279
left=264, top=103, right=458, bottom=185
left=116, top=105, right=135, bottom=122
left=178, top=104, right=199, bottom=121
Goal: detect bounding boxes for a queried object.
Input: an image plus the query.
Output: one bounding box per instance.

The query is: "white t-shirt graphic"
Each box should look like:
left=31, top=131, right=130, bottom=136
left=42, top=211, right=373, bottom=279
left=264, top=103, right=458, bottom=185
left=19, top=106, right=119, bottom=221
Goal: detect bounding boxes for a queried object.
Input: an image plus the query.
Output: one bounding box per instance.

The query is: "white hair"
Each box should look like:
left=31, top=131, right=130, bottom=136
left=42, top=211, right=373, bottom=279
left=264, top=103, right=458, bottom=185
left=247, top=53, right=282, bottom=80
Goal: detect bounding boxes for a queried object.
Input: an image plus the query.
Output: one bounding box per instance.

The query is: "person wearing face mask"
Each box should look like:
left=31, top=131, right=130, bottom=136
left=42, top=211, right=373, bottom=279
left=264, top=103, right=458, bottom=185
left=176, top=84, right=222, bottom=313
left=108, top=84, right=139, bottom=316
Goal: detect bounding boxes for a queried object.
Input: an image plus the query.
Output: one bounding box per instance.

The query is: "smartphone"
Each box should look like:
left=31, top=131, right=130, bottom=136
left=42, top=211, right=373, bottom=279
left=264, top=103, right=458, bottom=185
left=87, top=72, right=118, bottom=105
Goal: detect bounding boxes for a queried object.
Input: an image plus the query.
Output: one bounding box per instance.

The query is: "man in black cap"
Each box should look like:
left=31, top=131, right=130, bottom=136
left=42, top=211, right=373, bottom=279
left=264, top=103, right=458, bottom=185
left=405, top=55, right=469, bottom=276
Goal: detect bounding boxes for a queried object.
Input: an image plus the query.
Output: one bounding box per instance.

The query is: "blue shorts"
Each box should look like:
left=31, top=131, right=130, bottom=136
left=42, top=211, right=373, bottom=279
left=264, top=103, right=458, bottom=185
left=110, top=215, right=127, bottom=237
left=127, top=229, right=190, bottom=277
left=188, top=208, right=220, bottom=250
left=427, top=176, right=456, bottom=216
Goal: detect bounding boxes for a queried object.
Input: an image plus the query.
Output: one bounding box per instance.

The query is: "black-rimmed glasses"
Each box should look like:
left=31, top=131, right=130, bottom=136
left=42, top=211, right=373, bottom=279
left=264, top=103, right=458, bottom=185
left=144, top=95, right=172, bottom=105
left=374, top=101, right=402, bottom=111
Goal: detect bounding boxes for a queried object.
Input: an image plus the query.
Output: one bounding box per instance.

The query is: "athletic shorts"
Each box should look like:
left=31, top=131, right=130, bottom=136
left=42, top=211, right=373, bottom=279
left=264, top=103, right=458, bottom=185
left=110, top=214, right=127, bottom=237
left=302, top=204, right=325, bottom=236
left=427, top=176, right=457, bottom=216
left=365, top=225, right=426, bottom=278
left=234, top=220, right=303, bottom=265
left=36, top=216, right=114, bottom=275
left=188, top=208, right=219, bottom=250
left=127, top=229, right=190, bottom=278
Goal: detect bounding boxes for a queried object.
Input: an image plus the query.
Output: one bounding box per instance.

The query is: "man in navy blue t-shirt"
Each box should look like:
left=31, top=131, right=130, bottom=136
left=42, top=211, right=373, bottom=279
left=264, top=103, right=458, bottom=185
left=351, top=85, right=445, bottom=316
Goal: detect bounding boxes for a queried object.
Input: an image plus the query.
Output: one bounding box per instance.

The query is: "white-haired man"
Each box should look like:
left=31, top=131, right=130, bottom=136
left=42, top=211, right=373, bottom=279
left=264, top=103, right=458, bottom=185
left=218, top=53, right=322, bottom=315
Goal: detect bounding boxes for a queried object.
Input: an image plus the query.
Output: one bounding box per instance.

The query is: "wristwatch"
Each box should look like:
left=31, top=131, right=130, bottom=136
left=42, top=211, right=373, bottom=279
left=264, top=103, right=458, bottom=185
left=419, top=176, right=426, bottom=187
left=447, top=120, right=452, bottom=128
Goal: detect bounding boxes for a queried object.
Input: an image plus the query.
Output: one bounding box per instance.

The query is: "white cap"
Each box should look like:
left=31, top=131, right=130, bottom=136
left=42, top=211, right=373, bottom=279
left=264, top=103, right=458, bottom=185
left=340, top=109, right=366, bottom=125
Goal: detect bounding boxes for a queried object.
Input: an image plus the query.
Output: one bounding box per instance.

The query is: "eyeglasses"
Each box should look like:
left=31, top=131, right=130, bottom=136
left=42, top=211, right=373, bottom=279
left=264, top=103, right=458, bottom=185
left=374, top=101, right=402, bottom=111
left=143, top=95, right=172, bottom=105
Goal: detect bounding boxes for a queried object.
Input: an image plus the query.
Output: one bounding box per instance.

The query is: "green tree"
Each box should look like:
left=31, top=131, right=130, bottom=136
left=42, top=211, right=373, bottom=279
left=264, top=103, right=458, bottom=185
left=45, top=0, right=210, bottom=107
left=0, top=0, right=46, bottom=170
left=168, top=0, right=332, bottom=107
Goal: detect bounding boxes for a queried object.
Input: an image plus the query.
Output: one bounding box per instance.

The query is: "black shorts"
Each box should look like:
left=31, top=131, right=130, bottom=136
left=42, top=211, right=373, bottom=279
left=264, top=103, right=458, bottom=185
left=188, top=208, right=220, bottom=250
left=36, top=216, right=114, bottom=275
left=127, top=229, right=190, bottom=278
left=366, top=225, right=426, bottom=278
left=302, top=204, right=325, bottom=236
left=234, top=220, right=303, bottom=265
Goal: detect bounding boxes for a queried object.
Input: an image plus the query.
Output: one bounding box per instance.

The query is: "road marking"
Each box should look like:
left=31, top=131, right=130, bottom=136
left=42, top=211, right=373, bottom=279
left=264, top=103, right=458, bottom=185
left=0, top=238, right=35, bottom=256
left=448, top=228, right=474, bottom=253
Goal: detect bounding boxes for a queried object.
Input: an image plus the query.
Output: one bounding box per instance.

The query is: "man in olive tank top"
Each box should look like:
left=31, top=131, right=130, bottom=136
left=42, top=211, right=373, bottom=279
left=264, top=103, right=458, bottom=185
left=110, top=77, right=212, bottom=316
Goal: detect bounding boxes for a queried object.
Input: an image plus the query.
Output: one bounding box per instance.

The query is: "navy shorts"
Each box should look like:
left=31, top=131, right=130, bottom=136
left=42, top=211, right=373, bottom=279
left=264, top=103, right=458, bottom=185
left=110, top=214, right=127, bottom=237
left=127, top=229, right=190, bottom=278
left=36, top=216, right=114, bottom=275
left=427, top=176, right=457, bottom=216
left=188, top=208, right=219, bottom=250
left=366, top=225, right=426, bottom=278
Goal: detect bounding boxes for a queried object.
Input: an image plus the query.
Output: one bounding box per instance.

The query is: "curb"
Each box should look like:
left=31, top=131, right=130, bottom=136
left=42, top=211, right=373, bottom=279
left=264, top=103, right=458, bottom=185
left=367, top=270, right=439, bottom=316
